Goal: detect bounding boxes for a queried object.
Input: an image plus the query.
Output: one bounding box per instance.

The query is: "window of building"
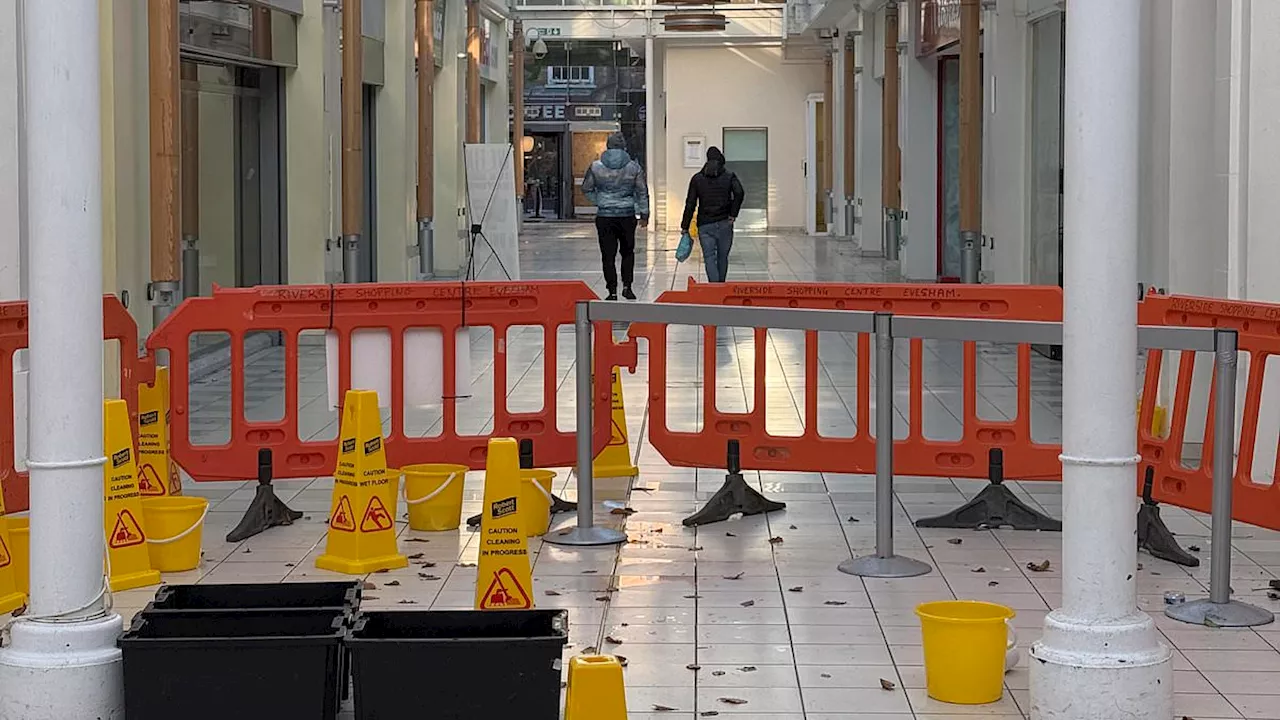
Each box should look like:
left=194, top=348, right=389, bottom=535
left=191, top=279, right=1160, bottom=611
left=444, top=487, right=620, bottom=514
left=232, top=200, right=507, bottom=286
left=546, top=66, right=596, bottom=89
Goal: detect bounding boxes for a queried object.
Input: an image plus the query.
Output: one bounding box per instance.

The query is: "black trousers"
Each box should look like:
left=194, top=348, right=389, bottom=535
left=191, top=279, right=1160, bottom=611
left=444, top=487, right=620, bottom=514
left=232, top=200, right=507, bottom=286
left=595, top=215, right=637, bottom=293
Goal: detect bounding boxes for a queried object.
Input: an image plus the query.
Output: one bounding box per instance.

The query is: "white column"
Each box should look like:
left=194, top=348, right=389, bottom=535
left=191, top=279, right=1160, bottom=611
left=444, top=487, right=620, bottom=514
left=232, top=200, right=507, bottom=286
left=831, top=36, right=846, bottom=237
left=900, top=8, right=937, bottom=281
left=0, top=0, right=22, bottom=301
left=856, top=11, right=882, bottom=253
left=982, top=0, right=1028, bottom=284
left=1028, top=0, right=1173, bottom=717
left=0, top=0, right=124, bottom=716
left=645, top=34, right=656, bottom=226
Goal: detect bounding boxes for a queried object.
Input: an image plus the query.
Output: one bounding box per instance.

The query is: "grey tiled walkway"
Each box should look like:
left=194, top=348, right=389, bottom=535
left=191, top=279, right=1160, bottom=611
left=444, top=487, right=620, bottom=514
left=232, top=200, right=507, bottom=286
left=138, top=226, right=1280, bottom=718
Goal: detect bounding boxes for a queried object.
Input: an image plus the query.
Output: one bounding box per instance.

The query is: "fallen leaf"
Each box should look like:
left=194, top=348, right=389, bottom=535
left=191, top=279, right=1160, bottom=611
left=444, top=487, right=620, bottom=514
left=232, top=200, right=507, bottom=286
left=699, top=713, right=719, bottom=718
left=1266, top=590, right=1279, bottom=601
left=689, top=546, right=704, bottom=552
left=397, top=599, right=417, bottom=605
left=719, top=697, right=749, bottom=705
left=820, top=673, right=832, bottom=679
left=362, top=581, right=378, bottom=590
left=686, top=664, right=702, bottom=671
left=582, top=570, right=598, bottom=574
left=947, top=538, right=963, bottom=545
left=789, top=524, right=798, bottom=530
left=285, top=562, right=295, bottom=567
left=595, top=596, right=610, bottom=602
left=847, top=516, right=860, bottom=523
left=788, top=586, right=804, bottom=593
left=739, top=666, right=757, bottom=672
left=407, top=553, right=425, bottom=560
left=712, top=670, right=726, bottom=677
left=1269, top=579, right=1280, bottom=590
left=683, top=594, right=703, bottom=600
left=725, top=532, right=736, bottom=537
left=1027, top=560, right=1052, bottom=573
left=724, top=572, right=745, bottom=580
left=972, top=566, right=986, bottom=573
left=616, top=655, right=628, bottom=667
left=386, top=580, right=401, bottom=587
left=420, top=561, right=437, bottom=568
left=740, top=600, right=756, bottom=607
left=824, top=600, right=848, bottom=606
left=418, top=573, right=440, bottom=581
left=880, top=678, right=896, bottom=691
left=404, top=537, right=429, bottom=543
left=1188, top=545, right=1201, bottom=553
left=654, top=528, right=664, bottom=533
left=988, top=581, right=999, bottom=587
left=768, top=536, right=784, bottom=545
left=363, top=595, right=380, bottom=601
left=651, top=705, right=678, bottom=712
left=545, top=590, right=562, bottom=596
left=11, top=605, right=25, bottom=617
left=610, top=507, right=638, bottom=516
left=605, top=636, right=624, bottom=645
left=458, top=562, right=476, bottom=568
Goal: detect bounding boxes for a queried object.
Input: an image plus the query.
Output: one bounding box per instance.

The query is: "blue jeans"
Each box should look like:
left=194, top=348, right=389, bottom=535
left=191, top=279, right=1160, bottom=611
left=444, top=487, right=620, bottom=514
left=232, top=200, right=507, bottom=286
left=698, top=219, right=734, bottom=282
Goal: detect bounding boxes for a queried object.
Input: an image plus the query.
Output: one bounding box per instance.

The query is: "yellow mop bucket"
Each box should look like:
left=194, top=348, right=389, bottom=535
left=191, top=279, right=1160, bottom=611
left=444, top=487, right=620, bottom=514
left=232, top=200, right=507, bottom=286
left=916, top=600, right=1014, bottom=705
left=402, top=463, right=469, bottom=532
left=141, top=496, right=209, bottom=573
left=521, top=469, right=557, bottom=537
left=6, top=515, right=29, bottom=595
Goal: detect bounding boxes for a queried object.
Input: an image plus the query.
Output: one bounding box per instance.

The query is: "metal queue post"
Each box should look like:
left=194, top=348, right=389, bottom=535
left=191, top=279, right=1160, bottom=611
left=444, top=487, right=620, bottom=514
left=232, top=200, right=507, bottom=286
left=1166, top=329, right=1274, bottom=627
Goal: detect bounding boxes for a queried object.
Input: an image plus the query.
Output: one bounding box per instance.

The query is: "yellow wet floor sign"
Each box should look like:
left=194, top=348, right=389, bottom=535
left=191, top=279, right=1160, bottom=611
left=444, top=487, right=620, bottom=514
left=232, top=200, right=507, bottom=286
left=591, top=367, right=639, bottom=479
left=315, top=390, right=407, bottom=575
left=137, top=366, right=182, bottom=497
left=475, top=438, right=534, bottom=610
left=0, top=484, right=26, bottom=614
left=103, top=399, right=162, bottom=592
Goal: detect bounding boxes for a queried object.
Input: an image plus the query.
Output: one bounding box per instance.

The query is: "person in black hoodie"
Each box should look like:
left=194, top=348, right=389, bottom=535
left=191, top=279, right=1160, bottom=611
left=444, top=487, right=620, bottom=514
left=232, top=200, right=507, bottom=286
left=680, top=146, right=745, bottom=282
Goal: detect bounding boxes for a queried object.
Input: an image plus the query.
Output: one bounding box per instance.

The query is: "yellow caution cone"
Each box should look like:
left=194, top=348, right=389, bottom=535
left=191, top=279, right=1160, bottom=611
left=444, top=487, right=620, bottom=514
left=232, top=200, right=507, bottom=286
left=475, top=438, right=534, bottom=610
left=563, top=655, right=628, bottom=720
left=103, top=399, right=162, bottom=592
left=137, top=366, right=182, bottom=497
left=0, top=482, right=27, bottom=614
left=591, top=367, right=639, bottom=479
left=315, top=390, right=408, bottom=575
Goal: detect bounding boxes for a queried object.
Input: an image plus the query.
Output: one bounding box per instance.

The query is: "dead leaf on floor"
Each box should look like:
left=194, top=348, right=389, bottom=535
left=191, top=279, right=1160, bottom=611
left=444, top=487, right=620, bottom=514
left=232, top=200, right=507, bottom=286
left=726, top=532, right=736, bottom=537
left=820, top=673, right=832, bottom=679
left=1027, top=560, right=1052, bottom=573
left=652, top=705, right=678, bottom=712
left=362, top=581, right=378, bottom=590
left=688, top=546, right=704, bottom=552
left=1269, top=579, right=1280, bottom=590
left=595, top=596, right=610, bottom=602
left=545, top=590, right=562, bottom=597
left=420, top=561, right=437, bottom=568
left=824, top=600, right=848, bottom=606
left=404, top=538, right=429, bottom=543
left=1266, top=591, right=1279, bottom=601
left=847, top=516, right=859, bottom=523
left=880, top=678, right=896, bottom=691
left=582, top=570, right=599, bottom=575
left=789, top=525, right=798, bottom=530
left=739, top=666, right=757, bottom=673
left=654, top=528, right=664, bottom=533
left=788, top=586, right=804, bottom=593
left=605, top=636, right=624, bottom=645
left=397, top=599, right=417, bottom=605
left=972, top=567, right=986, bottom=573
left=740, top=600, right=756, bottom=608
left=386, top=580, right=401, bottom=587
left=718, top=697, right=748, bottom=706
left=699, top=712, right=719, bottom=718
left=418, top=574, right=440, bottom=581
left=458, top=562, right=476, bottom=568
left=947, top=538, right=963, bottom=545
left=407, top=553, right=425, bottom=560
left=724, top=572, right=745, bottom=580
left=768, top=536, right=784, bottom=545
left=1188, top=545, right=1201, bottom=553
left=363, top=595, right=380, bottom=601
left=988, top=581, right=999, bottom=587
left=616, top=655, right=628, bottom=667
left=610, top=507, right=638, bottom=516
left=686, top=664, right=702, bottom=671
left=285, top=562, right=295, bottom=567
left=10, top=605, right=25, bottom=617
left=683, top=594, right=703, bottom=600
left=712, top=670, right=726, bottom=677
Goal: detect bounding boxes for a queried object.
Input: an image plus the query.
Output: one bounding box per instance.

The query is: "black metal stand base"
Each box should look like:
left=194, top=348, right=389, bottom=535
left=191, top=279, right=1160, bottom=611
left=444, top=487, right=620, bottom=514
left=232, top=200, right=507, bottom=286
left=914, top=449, right=1061, bottom=531
left=1136, top=467, right=1200, bottom=567
left=682, top=441, right=785, bottom=527
left=226, top=449, right=304, bottom=543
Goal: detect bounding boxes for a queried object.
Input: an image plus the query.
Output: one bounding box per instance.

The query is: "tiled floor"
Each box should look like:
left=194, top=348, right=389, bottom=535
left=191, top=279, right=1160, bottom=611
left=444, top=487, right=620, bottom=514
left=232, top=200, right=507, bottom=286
left=97, top=226, right=1280, bottom=716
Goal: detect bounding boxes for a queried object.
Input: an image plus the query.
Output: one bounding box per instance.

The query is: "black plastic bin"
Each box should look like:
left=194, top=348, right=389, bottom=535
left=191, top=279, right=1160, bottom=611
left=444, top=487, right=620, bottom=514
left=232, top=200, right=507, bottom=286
left=149, top=581, right=361, bottom=612
left=119, top=609, right=346, bottom=720
left=346, top=609, right=569, bottom=720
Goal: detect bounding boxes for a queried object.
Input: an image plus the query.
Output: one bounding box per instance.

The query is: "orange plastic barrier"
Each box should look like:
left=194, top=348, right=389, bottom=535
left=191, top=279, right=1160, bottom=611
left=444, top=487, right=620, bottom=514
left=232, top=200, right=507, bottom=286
left=0, top=295, right=150, bottom=512
left=629, top=280, right=1065, bottom=480
left=1138, top=293, right=1280, bottom=530
left=147, top=282, right=634, bottom=483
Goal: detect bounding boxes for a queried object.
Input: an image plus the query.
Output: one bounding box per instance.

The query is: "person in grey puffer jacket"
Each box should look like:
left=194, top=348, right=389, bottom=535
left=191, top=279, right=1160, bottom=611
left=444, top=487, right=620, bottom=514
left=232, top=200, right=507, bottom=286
left=582, top=133, right=650, bottom=300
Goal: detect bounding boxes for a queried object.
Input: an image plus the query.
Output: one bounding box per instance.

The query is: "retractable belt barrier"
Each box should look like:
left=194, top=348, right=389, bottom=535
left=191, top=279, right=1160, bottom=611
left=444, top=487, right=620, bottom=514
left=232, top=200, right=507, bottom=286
left=1138, top=292, right=1280, bottom=530
left=629, top=280, right=1065, bottom=481
left=147, top=282, right=635, bottom=483
left=0, top=295, right=151, bottom=512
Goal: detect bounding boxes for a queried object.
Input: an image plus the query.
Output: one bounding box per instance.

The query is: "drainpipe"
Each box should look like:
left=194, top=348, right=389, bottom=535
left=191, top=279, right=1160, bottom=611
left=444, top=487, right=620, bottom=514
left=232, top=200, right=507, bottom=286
left=417, top=0, right=436, bottom=279
left=1028, top=1, right=1174, bottom=718
left=843, top=33, right=856, bottom=238
left=466, top=0, right=481, bottom=144
left=823, top=51, right=834, bottom=233
left=0, top=0, right=124, bottom=715
left=180, top=61, right=200, bottom=299
left=341, top=0, right=363, bottom=282
left=881, top=0, right=901, bottom=261
left=959, top=0, right=981, bottom=283
left=513, top=20, right=526, bottom=207
left=148, top=0, right=180, bottom=327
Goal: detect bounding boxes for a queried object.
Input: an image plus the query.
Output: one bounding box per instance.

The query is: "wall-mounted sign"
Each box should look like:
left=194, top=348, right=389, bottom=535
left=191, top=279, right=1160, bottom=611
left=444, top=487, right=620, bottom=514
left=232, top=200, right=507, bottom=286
left=533, top=27, right=562, bottom=37
left=683, top=135, right=706, bottom=168
left=574, top=106, right=603, bottom=119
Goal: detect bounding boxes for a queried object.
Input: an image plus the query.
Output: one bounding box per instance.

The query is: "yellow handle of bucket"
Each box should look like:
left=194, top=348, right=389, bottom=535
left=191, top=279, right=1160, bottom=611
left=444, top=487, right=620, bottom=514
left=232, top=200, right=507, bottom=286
left=146, top=503, right=211, bottom=545
left=402, top=471, right=462, bottom=506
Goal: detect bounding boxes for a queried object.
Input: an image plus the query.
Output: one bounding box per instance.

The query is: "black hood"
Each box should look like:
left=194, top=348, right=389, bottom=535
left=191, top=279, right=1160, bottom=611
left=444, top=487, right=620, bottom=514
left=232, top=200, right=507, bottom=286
left=702, top=146, right=726, bottom=178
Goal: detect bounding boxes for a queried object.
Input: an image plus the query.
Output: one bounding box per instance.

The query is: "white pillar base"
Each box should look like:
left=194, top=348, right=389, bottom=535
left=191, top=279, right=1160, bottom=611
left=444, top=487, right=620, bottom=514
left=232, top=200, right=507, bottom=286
left=0, top=614, right=125, bottom=720
left=1029, top=611, right=1172, bottom=720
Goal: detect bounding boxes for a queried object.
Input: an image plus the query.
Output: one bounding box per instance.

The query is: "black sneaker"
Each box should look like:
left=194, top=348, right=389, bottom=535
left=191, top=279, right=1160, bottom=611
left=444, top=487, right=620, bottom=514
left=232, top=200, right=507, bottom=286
left=622, top=287, right=636, bottom=300
left=606, top=291, right=618, bottom=301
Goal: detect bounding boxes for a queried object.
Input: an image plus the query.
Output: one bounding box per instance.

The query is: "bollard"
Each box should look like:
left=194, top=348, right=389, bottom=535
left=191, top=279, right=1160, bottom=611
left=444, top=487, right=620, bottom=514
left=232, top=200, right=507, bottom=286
left=838, top=313, right=932, bottom=578
left=884, top=208, right=901, bottom=261
left=844, top=197, right=857, bottom=238
left=542, top=302, right=627, bottom=547
left=1165, top=329, right=1273, bottom=627
left=960, top=231, right=980, bottom=284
